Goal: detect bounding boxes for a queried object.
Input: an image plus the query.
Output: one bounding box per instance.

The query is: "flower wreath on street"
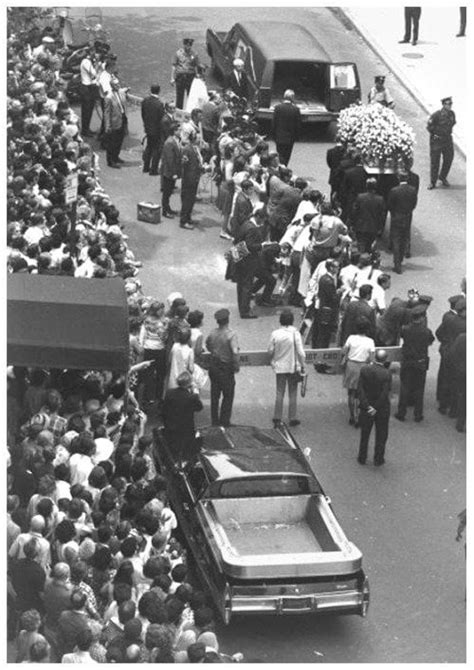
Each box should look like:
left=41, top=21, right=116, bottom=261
left=337, top=103, right=416, bottom=170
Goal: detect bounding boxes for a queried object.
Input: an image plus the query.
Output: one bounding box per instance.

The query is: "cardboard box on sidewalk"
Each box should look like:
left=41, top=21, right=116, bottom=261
left=137, top=202, right=161, bottom=224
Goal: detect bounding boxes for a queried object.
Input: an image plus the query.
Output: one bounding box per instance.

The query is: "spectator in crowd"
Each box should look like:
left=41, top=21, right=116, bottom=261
left=268, top=309, right=306, bottom=427
left=205, top=308, right=240, bottom=427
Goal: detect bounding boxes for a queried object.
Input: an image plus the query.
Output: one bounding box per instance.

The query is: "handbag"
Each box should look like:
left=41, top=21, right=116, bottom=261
left=192, top=363, right=209, bottom=390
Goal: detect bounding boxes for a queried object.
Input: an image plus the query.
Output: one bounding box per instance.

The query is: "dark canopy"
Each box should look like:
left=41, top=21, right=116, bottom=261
left=7, top=275, right=129, bottom=372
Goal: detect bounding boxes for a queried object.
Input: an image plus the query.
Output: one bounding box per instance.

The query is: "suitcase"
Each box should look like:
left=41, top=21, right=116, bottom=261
left=137, top=202, right=161, bottom=224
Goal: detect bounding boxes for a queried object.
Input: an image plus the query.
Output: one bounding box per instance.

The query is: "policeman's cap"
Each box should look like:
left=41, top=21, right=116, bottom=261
left=441, top=96, right=452, bottom=104
left=374, top=76, right=385, bottom=84
left=183, top=38, right=194, bottom=45
left=214, top=308, right=230, bottom=322
left=418, top=294, right=433, bottom=305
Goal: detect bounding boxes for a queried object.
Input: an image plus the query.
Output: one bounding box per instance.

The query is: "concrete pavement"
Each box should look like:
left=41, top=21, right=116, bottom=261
left=339, top=6, right=467, bottom=154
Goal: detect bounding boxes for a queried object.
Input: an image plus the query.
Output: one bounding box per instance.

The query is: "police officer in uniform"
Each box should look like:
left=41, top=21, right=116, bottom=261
left=427, top=97, right=456, bottom=189
left=395, top=305, right=434, bottom=422
left=205, top=309, right=240, bottom=427
left=170, top=38, right=199, bottom=110
left=368, top=75, right=395, bottom=108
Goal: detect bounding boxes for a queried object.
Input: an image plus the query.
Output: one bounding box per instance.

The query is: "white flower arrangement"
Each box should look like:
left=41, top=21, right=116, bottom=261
left=337, top=103, right=416, bottom=169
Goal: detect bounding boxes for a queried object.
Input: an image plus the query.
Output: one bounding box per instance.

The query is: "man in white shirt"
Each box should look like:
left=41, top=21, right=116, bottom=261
left=79, top=48, right=98, bottom=136
left=268, top=309, right=306, bottom=426
left=368, top=273, right=391, bottom=314
left=32, top=35, right=56, bottom=59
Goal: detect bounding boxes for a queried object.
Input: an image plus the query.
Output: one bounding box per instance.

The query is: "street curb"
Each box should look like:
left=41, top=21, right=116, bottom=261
left=331, top=7, right=466, bottom=160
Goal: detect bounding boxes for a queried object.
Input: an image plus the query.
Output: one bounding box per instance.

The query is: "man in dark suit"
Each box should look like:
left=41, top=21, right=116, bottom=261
left=395, top=305, right=434, bottom=422
left=399, top=7, right=422, bottom=45
left=340, top=159, right=368, bottom=224
left=234, top=206, right=266, bottom=318
left=447, top=331, right=466, bottom=433
left=404, top=166, right=420, bottom=257
left=160, top=123, right=182, bottom=218
left=180, top=133, right=202, bottom=229
left=229, top=179, right=254, bottom=237
left=269, top=176, right=306, bottom=242
left=141, top=83, right=164, bottom=175
left=351, top=177, right=387, bottom=251
left=272, top=89, right=301, bottom=167
left=225, top=58, right=250, bottom=100
left=326, top=138, right=346, bottom=200
left=435, top=295, right=466, bottom=415
left=162, top=371, right=203, bottom=465
left=340, top=284, right=376, bottom=345
left=357, top=349, right=392, bottom=465
left=312, top=259, right=340, bottom=351
left=387, top=173, right=418, bottom=273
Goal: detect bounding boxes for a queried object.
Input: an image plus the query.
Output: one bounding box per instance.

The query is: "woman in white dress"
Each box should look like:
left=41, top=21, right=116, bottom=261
left=167, top=328, right=194, bottom=391
left=185, top=65, right=209, bottom=113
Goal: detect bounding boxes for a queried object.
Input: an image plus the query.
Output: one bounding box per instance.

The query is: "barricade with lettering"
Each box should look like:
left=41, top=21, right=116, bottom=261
left=201, top=346, right=402, bottom=369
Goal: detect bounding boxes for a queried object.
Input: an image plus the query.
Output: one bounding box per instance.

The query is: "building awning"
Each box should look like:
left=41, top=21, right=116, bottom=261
left=7, top=274, right=129, bottom=372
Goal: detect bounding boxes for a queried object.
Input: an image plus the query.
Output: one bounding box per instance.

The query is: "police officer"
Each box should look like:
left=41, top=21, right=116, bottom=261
left=205, top=309, right=240, bottom=427
left=368, top=76, right=394, bottom=109
left=395, top=305, right=434, bottom=423
left=170, top=37, right=200, bottom=110
left=427, top=97, right=456, bottom=189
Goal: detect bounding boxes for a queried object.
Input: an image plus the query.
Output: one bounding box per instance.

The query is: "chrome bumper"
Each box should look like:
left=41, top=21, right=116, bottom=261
left=225, top=574, right=370, bottom=621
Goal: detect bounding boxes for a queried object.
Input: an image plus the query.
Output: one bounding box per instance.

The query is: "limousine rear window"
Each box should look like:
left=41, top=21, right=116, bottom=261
left=217, top=475, right=316, bottom=498
left=330, top=64, right=357, bottom=89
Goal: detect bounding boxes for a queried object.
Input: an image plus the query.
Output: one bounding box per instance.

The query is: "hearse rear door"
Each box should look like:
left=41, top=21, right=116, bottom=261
left=327, top=62, right=361, bottom=112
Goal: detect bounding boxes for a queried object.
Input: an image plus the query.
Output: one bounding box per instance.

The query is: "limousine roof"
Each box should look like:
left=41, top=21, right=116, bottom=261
left=235, top=21, right=331, bottom=62
left=198, top=425, right=319, bottom=483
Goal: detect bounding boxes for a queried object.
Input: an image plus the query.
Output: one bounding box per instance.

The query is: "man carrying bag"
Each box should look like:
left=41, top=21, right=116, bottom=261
left=268, top=309, right=306, bottom=427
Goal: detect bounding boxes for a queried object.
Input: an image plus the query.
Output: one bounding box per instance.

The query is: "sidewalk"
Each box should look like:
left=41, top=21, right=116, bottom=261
left=340, top=6, right=467, bottom=155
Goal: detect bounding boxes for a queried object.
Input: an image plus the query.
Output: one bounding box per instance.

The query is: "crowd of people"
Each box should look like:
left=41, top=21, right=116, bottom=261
left=6, top=14, right=246, bottom=664
left=6, top=9, right=466, bottom=662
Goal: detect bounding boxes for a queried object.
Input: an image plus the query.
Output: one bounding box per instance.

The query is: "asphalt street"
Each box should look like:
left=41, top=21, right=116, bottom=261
left=84, top=6, right=465, bottom=663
